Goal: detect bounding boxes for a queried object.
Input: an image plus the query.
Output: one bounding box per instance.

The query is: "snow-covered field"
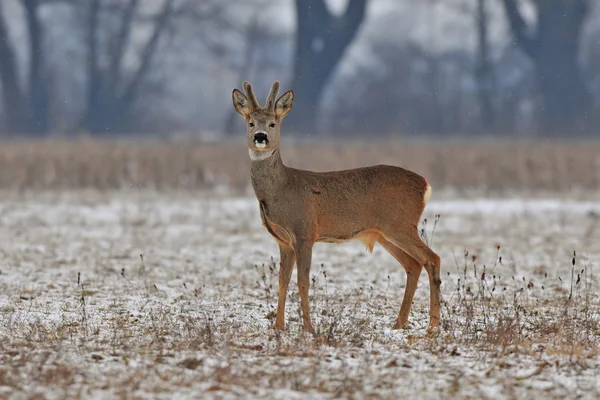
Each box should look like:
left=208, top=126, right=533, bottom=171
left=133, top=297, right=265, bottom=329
left=0, top=190, right=599, bottom=399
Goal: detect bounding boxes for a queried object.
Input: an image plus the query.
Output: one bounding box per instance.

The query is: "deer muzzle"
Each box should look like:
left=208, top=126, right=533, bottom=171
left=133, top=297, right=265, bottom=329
left=253, top=132, right=269, bottom=148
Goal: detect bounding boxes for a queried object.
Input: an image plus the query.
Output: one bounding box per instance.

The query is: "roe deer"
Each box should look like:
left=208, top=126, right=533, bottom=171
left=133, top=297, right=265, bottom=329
left=232, top=81, right=441, bottom=333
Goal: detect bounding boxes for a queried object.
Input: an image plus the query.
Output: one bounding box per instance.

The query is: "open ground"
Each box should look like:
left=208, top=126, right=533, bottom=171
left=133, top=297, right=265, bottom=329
left=0, top=141, right=599, bottom=399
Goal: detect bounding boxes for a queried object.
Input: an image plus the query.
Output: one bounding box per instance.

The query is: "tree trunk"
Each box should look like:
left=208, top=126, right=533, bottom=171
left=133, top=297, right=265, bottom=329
left=0, top=4, right=26, bottom=132
left=534, top=1, right=589, bottom=135
left=501, top=0, right=590, bottom=135
left=475, top=0, right=496, bottom=133
left=287, top=0, right=367, bottom=135
left=83, top=0, right=104, bottom=133
left=23, top=0, right=49, bottom=134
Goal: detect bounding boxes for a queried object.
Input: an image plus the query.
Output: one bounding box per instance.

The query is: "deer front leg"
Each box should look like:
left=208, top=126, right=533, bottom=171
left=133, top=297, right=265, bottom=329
left=274, top=244, right=296, bottom=330
left=295, top=241, right=314, bottom=333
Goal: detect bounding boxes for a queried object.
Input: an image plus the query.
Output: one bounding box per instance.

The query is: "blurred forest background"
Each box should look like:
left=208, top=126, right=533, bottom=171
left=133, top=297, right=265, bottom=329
left=0, top=0, right=599, bottom=139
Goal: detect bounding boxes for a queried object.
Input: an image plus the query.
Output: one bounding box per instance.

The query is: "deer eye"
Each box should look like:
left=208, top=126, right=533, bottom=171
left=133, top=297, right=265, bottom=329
left=248, top=122, right=255, bottom=127
left=269, top=123, right=276, bottom=128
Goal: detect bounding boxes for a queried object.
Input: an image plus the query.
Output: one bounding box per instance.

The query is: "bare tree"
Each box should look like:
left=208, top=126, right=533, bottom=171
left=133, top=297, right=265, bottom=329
left=0, top=3, right=26, bottom=132
left=475, top=0, right=496, bottom=133
left=287, top=0, right=368, bottom=134
left=447, top=0, right=498, bottom=133
left=0, top=0, right=52, bottom=134
left=501, top=0, right=591, bottom=135
left=82, top=0, right=174, bottom=133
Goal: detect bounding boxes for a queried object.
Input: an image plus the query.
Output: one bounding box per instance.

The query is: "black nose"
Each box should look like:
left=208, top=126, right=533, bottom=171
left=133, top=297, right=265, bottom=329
left=254, top=132, right=268, bottom=143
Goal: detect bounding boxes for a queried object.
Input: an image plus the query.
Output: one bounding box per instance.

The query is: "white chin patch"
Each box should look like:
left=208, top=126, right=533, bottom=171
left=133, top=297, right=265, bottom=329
left=255, top=142, right=267, bottom=149
left=249, top=148, right=275, bottom=161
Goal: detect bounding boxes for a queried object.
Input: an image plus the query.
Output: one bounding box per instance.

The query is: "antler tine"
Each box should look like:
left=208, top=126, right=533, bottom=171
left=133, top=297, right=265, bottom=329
left=265, top=81, right=280, bottom=111
left=243, top=81, right=260, bottom=110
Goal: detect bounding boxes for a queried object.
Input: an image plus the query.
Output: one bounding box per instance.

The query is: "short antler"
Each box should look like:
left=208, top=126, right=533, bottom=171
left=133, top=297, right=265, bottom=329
left=243, top=81, right=260, bottom=110
left=265, top=81, right=280, bottom=111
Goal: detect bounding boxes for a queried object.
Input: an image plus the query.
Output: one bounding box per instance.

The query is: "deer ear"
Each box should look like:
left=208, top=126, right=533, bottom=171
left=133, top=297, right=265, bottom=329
left=274, top=90, right=294, bottom=119
left=232, top=89, right=250, bottom=117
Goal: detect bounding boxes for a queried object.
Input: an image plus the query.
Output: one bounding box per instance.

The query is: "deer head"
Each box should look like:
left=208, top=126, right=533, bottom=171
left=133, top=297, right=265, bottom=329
left=232, top=81, right=294, bottom=159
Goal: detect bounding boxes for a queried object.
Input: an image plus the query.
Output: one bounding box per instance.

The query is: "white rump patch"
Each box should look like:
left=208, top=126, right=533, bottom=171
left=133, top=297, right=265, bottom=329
left=424, top=183, right=432, bottom=205
left=249, top=148, right=275, bottom=161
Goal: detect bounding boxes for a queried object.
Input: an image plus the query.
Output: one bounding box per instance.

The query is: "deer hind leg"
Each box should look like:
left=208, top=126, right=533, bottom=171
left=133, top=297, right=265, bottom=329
left=274, top=244, right=296, bottom=330
left=382, top=228, right=441, bottom=329
left=378, top=237, right=423, bottom=329
left=423, top=248, right=441, bottom=329
left=295, top=240, right=315, bottom=333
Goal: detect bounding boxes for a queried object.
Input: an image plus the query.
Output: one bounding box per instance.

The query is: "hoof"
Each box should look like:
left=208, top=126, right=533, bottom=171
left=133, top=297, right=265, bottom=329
left=392, top=321, right=409, bottom=330
left=426, top=325, right=440, bottom=336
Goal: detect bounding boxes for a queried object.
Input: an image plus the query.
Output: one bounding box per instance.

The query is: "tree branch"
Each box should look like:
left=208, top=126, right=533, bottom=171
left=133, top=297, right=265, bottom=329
left=331, top=0, right=367, bottom=52
left=107, top=0, right=139, bottom=94
left=120, top=0, right=174, bottom=110
left=501, top=0, right=538, bottom=59
left=340, top=0, right=367, bottom=30
left=295, top=0, right=332, bottom=32
left=572, top=0, right=590, bottom=26
left=296, top=0, right=331, bottom=20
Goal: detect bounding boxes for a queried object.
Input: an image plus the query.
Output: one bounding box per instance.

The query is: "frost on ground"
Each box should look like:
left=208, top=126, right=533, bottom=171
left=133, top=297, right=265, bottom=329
left=0, top=190, right=599, bottom=399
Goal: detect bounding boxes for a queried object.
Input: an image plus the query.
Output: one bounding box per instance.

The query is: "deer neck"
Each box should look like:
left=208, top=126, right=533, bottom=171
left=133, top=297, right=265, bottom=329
left=249, top=148, right=287, bottom=200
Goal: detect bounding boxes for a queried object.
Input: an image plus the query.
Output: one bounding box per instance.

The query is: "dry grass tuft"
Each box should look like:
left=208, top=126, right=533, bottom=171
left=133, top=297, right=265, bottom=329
left=439, top=248, right=600, bottom=357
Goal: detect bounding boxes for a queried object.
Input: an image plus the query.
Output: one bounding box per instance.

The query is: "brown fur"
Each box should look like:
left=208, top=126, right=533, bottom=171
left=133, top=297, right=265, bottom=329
left=232, top=81, right=441, bottom=333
